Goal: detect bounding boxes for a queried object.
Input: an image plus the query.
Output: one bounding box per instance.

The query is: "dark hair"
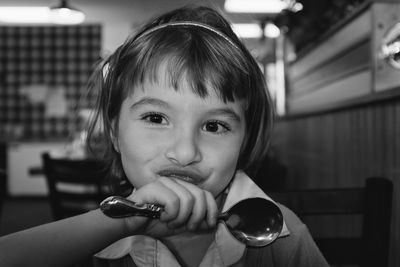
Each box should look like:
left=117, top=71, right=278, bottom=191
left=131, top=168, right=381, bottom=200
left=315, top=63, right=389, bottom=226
left=87, top=5, right=274, bottom=193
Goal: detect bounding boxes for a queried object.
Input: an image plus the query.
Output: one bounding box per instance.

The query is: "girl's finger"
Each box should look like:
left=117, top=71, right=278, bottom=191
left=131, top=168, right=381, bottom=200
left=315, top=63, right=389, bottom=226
left=174, top=179, right=208, bottom=230
left=157, top=177, right=195, bottom=227
left=204, top=190, right=218, bottom=228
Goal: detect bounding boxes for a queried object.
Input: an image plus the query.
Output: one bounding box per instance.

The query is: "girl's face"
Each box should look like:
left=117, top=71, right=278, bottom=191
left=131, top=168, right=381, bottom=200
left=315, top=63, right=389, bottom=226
left=114, top=66, right=246, bottom=200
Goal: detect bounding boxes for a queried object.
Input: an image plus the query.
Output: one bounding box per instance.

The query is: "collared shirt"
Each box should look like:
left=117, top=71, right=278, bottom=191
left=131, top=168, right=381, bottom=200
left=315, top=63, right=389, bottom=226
left=95, top=172, right=289, bottom=267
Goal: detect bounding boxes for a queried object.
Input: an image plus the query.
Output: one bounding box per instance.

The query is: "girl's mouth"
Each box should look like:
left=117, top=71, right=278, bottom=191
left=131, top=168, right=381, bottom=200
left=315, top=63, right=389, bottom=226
left=157, top=169, right=205, bottom=185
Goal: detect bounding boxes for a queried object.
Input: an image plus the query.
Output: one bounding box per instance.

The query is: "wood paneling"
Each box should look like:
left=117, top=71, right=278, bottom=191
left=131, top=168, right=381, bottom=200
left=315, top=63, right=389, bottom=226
left=287, top=3, right=400, bottom=114
left=272, top=97, right=400, bottom=267
left=291, top=40, right=370, bottom=97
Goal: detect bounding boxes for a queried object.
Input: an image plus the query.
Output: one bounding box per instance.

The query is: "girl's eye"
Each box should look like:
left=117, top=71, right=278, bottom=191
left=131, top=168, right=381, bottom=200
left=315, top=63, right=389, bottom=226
left=141, top=113, right=168, bottom=125
left=203, top=121, right=230, bottom=134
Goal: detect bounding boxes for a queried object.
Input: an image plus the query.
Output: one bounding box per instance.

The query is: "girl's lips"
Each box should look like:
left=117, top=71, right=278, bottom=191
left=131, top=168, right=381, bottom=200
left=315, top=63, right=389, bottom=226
left=157, top=169, right=205, bottom=185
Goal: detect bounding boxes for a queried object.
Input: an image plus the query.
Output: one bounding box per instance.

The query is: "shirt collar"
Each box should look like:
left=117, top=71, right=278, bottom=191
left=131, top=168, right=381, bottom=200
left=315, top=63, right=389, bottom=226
left=95, top=171, right=290, bottom=266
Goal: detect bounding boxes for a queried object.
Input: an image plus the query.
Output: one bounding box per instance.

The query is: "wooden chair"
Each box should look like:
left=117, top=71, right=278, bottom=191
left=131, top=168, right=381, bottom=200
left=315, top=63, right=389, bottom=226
left=268, top=177, right=393, bottom=267
left=0, top=142, right=6, bottom=219
left=42, top=153, right=110, bottom=220
left=0, top=170, right=5, bottom=219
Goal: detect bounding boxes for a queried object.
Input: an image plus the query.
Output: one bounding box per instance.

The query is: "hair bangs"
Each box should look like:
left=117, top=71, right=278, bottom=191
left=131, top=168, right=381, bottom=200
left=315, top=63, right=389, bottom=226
left=120, top=27, right=250, bottom=104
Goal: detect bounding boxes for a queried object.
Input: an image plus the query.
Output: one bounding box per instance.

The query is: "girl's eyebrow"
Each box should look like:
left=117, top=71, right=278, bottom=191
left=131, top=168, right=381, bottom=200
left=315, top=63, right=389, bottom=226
left=130, top=97, right=170, bottom=110
left=207, top=108, right=242, bottom=123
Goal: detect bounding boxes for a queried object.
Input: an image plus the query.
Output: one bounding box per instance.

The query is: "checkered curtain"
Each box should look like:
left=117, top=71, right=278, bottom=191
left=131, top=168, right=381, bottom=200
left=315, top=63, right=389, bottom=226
left=0, top=25, right=101, bottom=139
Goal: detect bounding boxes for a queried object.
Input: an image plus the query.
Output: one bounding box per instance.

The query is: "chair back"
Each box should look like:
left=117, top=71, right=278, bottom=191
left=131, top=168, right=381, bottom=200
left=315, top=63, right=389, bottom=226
left=268, top=177, right=393, bottom=267
left=0, top=142, right=6, bottom=218
left=42, top=153, right=110, bottom=220
left=0, top=171, right=5, bottom=219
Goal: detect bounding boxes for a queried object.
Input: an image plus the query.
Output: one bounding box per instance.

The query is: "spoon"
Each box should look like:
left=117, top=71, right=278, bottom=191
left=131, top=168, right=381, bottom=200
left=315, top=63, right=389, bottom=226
left=100, top=196, right=283, bottom=247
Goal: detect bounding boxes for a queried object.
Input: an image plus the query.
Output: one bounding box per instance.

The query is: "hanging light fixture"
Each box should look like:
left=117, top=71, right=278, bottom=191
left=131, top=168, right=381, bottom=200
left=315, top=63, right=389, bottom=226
left=49, top=0, right=85, bottom=25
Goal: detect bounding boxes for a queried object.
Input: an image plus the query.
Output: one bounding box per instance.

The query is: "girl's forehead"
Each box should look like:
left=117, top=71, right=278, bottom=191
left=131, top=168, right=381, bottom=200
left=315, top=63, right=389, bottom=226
left=130, top=71, right=244, bottom=108
left=135, top=75, right=218, bottom=101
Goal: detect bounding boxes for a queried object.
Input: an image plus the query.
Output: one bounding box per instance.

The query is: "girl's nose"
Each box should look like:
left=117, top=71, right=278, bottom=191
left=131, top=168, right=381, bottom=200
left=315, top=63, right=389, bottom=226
left=165, top=129, right=202, bottom=166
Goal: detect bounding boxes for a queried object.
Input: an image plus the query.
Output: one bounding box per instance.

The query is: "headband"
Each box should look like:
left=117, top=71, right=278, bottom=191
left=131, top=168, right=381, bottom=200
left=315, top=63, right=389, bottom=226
left=102, top=21, right=240, bottom=79
left=136, top=21, right=240, bottom=50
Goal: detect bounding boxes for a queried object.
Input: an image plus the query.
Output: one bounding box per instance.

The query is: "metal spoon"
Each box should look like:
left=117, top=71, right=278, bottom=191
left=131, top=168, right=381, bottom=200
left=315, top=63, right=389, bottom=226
left=100, top=196, right=283, bottom=247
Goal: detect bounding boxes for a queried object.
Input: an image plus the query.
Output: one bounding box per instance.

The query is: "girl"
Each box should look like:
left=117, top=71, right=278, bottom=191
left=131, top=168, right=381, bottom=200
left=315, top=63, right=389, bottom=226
left=0, top=5, right=328, bottom=267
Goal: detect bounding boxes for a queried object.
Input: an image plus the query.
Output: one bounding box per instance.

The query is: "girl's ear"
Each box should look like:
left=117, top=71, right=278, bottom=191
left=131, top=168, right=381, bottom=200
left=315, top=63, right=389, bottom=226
left=111, top=135, right=120, bottom=153
left=110, top=120, right=120, bottom=153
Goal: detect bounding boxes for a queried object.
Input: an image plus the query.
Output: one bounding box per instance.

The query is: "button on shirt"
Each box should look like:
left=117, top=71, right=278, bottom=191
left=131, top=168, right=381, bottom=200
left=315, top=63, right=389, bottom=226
left=95, top=171, right=290, bottom=267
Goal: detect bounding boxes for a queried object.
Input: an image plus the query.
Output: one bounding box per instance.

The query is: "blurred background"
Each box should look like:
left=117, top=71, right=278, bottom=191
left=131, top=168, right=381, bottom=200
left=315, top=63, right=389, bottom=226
left=0, top=0, right=399, bottom=266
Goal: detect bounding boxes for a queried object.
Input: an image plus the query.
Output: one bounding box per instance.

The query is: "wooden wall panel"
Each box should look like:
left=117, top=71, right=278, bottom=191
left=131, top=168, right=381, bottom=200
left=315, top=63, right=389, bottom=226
left=272, top=98, right=400, bottom=267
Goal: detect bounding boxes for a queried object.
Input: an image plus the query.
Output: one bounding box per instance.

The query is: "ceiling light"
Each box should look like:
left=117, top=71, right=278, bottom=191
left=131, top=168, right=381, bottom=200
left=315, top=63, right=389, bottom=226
left=49, top=0, right=85, bottom=25
left=232, top=24, right=263, bottom=38
left=0, top=7, right=51, bottom=24
left=0, top=2, right=85, bottom=25
left=225, top=0, right=303, bottom=14
left=232, top=23, right=280, bottom=39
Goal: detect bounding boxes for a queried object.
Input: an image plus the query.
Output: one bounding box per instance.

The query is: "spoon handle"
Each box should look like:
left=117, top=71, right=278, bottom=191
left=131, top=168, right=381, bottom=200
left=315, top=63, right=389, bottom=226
left=217, top=212, right=229, bottom=221
left=100, top=196, right=231, bottom=222
left=100, top=196, right=163, bottom=219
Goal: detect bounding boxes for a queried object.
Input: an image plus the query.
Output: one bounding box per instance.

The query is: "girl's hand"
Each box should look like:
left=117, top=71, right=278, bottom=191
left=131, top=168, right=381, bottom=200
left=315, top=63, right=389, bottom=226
left=122, top=177, right=218, bottom=238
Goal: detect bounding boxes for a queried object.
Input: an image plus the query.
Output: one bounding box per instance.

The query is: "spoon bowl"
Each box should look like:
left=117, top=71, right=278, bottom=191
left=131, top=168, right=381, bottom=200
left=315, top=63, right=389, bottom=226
left=219, top=198, right=283, bottom=247
left=100, top=196, right=283, bottom=247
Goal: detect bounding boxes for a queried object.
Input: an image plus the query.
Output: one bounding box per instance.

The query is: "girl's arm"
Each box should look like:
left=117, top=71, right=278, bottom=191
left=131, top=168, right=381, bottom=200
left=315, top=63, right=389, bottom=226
left=0, top=209, right=127, bottom=267
left=0, top=177, right=218, bottom=267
